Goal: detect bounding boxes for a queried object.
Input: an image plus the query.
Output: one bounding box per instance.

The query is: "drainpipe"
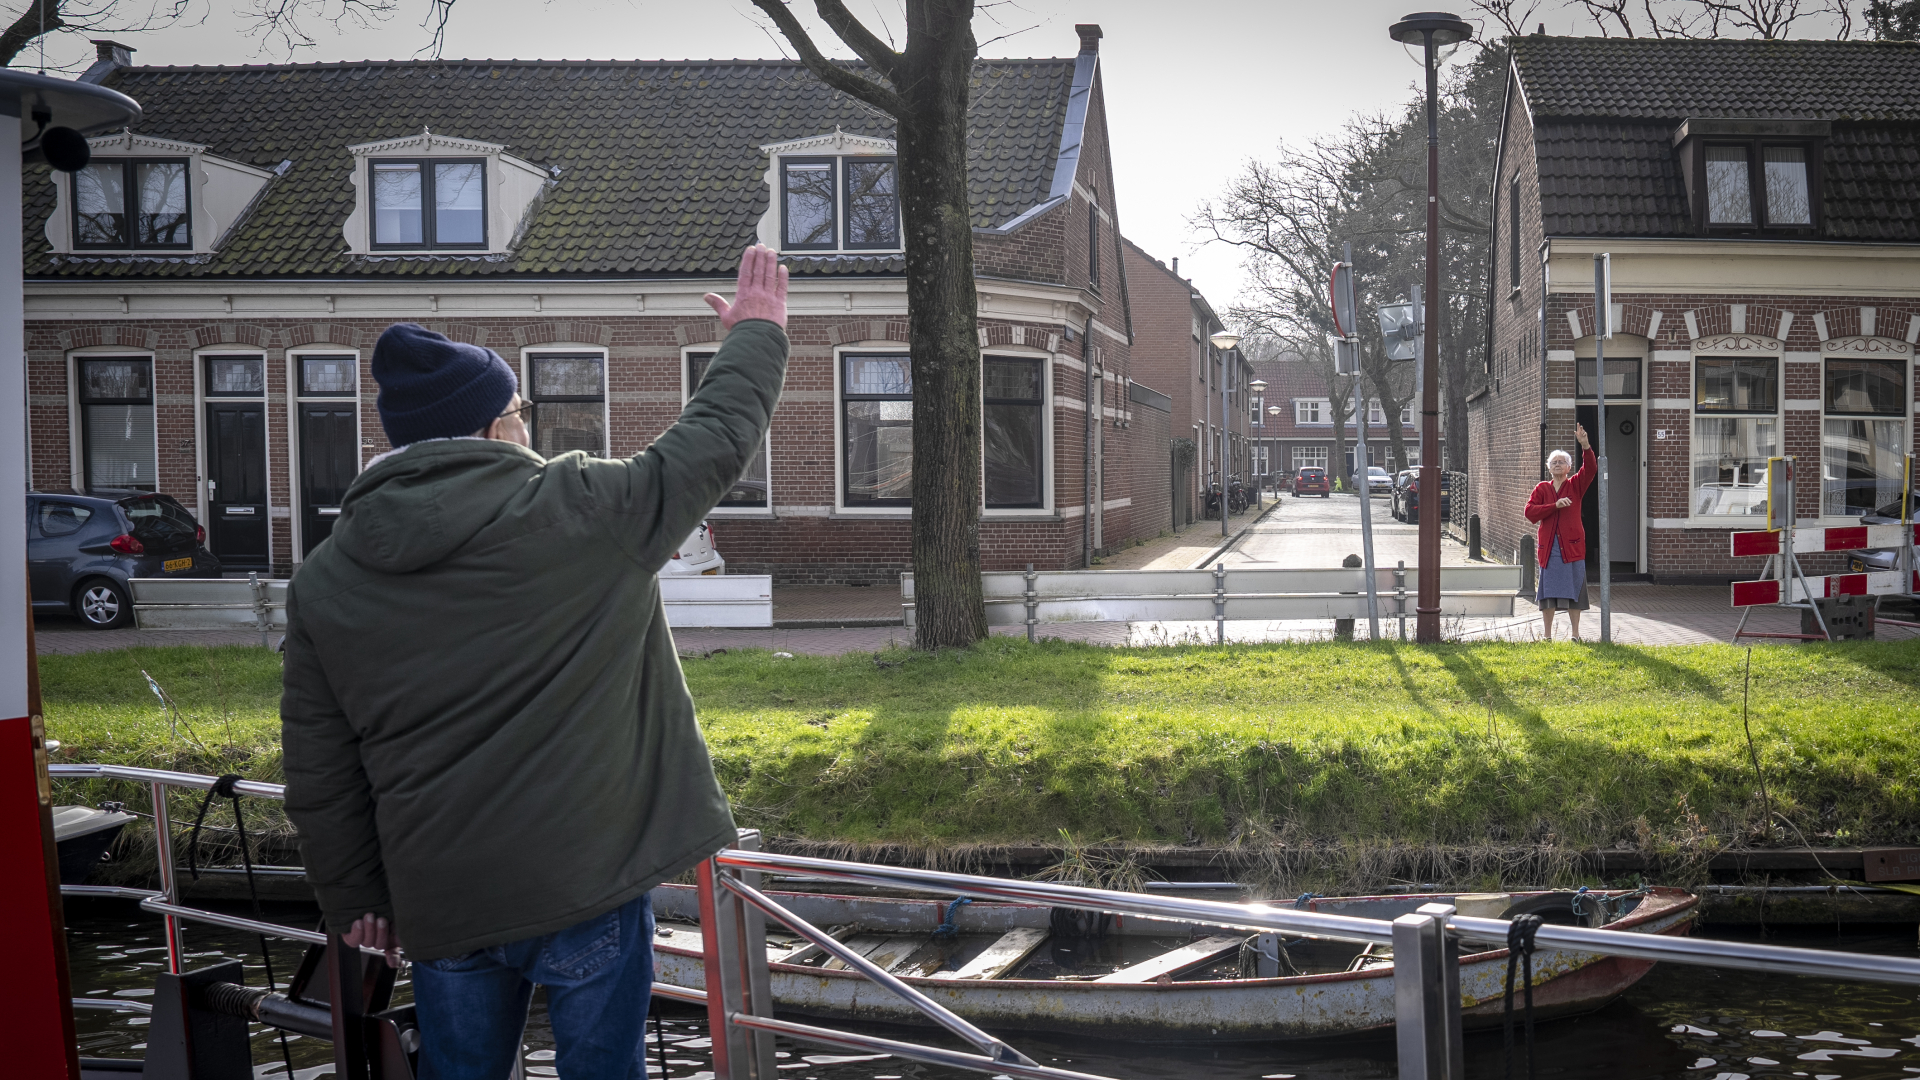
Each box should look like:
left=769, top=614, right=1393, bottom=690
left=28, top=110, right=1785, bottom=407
left=1084, top=316, right=1095, bottom=567
left=1538, top=241, right=1550, bottom=482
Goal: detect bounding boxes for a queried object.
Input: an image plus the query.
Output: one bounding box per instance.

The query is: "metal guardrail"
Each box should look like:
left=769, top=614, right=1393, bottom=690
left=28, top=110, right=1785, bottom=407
left=53, top=764, right=1920, bottom=1080
left=901, top=565, right=1520, bottom=639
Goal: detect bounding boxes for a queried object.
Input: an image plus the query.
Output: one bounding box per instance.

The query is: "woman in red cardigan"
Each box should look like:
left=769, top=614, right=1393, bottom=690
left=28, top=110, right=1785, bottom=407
left=1524, top=423, right=1594, bottom=641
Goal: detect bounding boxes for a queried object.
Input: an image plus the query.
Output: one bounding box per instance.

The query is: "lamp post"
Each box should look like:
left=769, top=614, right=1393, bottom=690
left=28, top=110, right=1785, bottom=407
left=1249, top=378, right=1268, bottom=507
left=1388, top=9, right=1472, bottom=644
left=1210, top=330, right=1241, bottom=536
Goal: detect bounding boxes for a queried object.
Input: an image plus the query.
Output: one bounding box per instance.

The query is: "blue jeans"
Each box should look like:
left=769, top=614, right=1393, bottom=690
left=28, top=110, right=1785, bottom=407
left=410, top=893, right=655, bottom=1080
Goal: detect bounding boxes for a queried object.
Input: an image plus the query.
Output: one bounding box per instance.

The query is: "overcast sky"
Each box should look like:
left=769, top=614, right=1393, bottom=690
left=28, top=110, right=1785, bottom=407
left=12, top=0, right=1519, bottom=308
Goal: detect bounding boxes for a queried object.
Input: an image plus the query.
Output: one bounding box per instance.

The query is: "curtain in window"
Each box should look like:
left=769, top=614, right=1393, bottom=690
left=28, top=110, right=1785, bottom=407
left=784, top=163, right=834, bottom=247
left=373, top=163, right=424, bottom=244
left=984, top=357, right=1042, bottom=507
left=434, top=162, right=485, bottom=244
left=136, top=162, right=189, bottom=246
left=1706, top=146, right=1752, bottom=224
left=85, top=404, right=157, bottom=491
left=1821, top=419, right=1906, bottom=518
left=1691, top=416, right=1775, bottom=517
left=843, top=355, right=912, bottom=504
left=75, top=163, right=126, bottom=246
left=843, top=160, right=898, bottom=247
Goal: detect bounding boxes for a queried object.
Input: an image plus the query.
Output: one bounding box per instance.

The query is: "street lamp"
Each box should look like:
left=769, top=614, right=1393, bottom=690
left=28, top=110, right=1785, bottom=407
left=1249, top=378, right=1268, bottom=503
left=1209, top=330, right=1241, bottom=535
left=1387, top=10, right=1471, bottom=644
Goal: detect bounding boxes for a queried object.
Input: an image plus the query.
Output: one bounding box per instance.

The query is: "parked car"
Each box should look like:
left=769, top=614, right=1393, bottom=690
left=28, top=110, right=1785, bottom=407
left=27, top=491, right=221, bottom=629
left=1291, top=467, right=1330, bottom=498
left=1362, top=466, right=1393, bottom=495
left=662, top=520, right=725, bottom=576
left=1391, top=470, right=1451, bottom=523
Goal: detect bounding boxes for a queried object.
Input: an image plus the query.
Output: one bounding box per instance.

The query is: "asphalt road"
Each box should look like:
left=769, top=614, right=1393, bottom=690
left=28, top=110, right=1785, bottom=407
left=1226, top=490, right=1475, bottom=569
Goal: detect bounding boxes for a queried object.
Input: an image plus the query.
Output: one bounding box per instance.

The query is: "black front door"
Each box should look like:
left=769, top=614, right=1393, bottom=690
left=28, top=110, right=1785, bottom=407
left=301, top=404, right=358, bottom=555
left=205, top=403, right=269, bottom=567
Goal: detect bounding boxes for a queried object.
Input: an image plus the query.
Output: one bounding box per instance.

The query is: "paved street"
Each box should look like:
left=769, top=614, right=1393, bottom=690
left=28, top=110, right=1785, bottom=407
left=1225, top=491, right=1474, bottom=569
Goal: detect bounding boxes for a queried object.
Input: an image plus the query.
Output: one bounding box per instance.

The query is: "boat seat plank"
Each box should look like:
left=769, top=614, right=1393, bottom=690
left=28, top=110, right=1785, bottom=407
left=930, top=927, right=1049, bottom=981
left=821, top=934, right=899, bottom=971
left=776, top=925, right=857, bottom=965
left=1094, top=935, right=1245, bottom=984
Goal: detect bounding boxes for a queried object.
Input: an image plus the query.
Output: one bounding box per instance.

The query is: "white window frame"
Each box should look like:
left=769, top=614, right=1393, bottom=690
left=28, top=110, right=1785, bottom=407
left=519, top=344, right=610, bottom=459
left=1688, top=346, right=1784, bottom=525
left=1295, top=398, right=1326, bottom=425
left=981, top=346, right=1053, bottom=516
left=756, top=130, right=904, bottom=257
left=1815, top=339, right=1913, bottom=524
left=1292, top=445, right=1328, bottom=472
left=681, top=342, right=775, bottom=516
left=286, top=348, right=364, bottom=563
left=833, top=344, right=914, bottom=516
left=68, top=346, right=161, bottom=498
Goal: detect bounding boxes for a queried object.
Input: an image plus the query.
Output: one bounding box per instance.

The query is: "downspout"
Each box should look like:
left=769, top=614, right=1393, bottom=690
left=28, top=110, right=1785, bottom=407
left=1084, top=315, right=1095, bottom=568
left=1538, top=239, right=1550, bottom=482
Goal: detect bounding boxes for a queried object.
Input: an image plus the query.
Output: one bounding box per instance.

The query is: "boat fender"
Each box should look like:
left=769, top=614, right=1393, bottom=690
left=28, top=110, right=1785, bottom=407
left=932, top=898, right=972, bottom=942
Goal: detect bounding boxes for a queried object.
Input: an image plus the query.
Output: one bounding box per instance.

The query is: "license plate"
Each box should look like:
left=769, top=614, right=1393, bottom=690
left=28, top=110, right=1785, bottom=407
left=702, top=567, right=721, bottom=576
left=164, top=557, right=193, bottom=573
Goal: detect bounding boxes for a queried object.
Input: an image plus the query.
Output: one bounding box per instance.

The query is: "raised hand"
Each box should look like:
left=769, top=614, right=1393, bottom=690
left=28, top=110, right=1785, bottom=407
left=704, top=244, right=790, bottom=330
left=343, top=912, right=402, bottom=968
left=1574, top=422, right=1590, bottom=449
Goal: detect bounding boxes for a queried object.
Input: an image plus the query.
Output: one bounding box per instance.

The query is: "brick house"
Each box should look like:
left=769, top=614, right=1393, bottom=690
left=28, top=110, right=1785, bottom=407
left=1122, top=239, right=1252, bottom=523
left=1248, top=356, right=1432, bottom=486
left=26, top=27, right=1172, bottom=583
left=1472, top=36, right=1920, bottom=582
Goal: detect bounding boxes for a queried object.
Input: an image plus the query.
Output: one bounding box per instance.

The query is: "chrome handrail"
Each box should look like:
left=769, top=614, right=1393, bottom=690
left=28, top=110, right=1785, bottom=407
left=49, top=763, right=286, bottom=800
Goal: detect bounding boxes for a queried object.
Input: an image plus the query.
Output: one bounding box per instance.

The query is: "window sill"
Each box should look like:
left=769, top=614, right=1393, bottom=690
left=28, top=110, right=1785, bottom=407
left=706, top=507, right=776, bottom=519
left=983, top=509, right=1056, bottom=520
left=1508, top=287, right=1522, bottom=299
left=832, top=507, right=912, bottom=518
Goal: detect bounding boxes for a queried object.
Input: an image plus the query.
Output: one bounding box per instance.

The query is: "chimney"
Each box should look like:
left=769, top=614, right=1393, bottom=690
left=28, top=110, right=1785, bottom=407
left=1075, top=24, right=1103, bottom=53
left=80, top=40, right=135, bottom=85
left=1171, top=257, right=1179, bottom=276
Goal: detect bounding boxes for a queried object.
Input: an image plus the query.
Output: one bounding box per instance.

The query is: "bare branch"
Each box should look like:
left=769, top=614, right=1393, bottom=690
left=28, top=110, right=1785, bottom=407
left=0, top=0, right=64, bottom=67
left=747, top=0, right=907, bottom=117
left=811, top=0, right=903, bottom=82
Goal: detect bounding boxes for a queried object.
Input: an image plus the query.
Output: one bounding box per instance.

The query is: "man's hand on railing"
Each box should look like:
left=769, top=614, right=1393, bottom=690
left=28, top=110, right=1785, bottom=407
left=704, top=244, right=789, bottom=330
left=342, top=912, right=402, bottom=968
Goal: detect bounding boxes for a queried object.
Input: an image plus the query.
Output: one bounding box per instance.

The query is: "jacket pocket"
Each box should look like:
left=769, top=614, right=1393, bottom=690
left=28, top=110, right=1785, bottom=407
left=424, top=950, right=488, bottom=973
left=542, top=910, right=622, bottom=981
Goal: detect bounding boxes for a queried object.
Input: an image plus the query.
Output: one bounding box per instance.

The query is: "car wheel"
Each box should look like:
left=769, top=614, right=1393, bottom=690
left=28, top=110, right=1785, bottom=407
left=75, top=578, right=132, bottom=630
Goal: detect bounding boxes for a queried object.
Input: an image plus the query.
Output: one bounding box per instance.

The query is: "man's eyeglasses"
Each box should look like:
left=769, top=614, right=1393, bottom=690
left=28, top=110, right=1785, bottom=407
left=498, top=400, right=535, bottom=424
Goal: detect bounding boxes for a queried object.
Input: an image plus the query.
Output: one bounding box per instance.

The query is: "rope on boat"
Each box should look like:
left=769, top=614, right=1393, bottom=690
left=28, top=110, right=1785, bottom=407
left=1503, top=913, right=1543, bottom=1080
left=1293, top=893, right=1319, bottom=909
left=932, top=898, right=972, bottom=943
left=186, top=774, right=296, bottom=1077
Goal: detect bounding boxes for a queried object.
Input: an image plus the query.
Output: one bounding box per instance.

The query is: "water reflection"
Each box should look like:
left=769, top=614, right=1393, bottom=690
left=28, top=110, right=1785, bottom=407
left=64, top=902, right=1920, bottom=1080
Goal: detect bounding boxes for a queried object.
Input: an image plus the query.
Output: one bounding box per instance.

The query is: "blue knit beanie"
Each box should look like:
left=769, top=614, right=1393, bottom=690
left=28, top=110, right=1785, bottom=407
left=371, top=323, right=518, bottom=448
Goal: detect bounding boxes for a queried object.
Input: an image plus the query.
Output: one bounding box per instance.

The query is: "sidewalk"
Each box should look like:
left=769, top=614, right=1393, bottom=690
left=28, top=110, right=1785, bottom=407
left=1094, top=499, right=1275, bottom=571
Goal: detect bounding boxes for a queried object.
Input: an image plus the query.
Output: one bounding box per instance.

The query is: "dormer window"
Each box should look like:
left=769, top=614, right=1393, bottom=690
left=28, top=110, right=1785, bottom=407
left=75, top=159, right=190, bottom=249
left=1674, top=119, right=1824, bottom=236
left=371, top=159, right=487, bottom=249
left=759, top=129, right=902, bottom=255
left=781, top=156, right=898, bottom=250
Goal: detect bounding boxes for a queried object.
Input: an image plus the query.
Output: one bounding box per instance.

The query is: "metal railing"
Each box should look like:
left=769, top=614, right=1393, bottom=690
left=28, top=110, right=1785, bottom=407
left=53, top=763, right=1920, bottom=1080
left=1444, top=470, right=1469, bottom=542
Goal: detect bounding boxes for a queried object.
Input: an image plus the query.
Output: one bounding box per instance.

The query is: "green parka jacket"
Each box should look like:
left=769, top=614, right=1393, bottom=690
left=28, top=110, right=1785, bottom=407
left=281, top=319, right=787, bottom=960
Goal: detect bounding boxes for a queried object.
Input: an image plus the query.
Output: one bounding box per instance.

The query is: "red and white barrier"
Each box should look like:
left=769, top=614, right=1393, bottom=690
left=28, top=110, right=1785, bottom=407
left=1732, top=569, right=1920, bottom=608
left=1731, top=523, right=1920, bottom=557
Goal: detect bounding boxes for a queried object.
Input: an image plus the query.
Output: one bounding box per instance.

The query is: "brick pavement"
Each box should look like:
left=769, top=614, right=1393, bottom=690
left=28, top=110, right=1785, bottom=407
left=1093, top=500, right=1274, bottom=571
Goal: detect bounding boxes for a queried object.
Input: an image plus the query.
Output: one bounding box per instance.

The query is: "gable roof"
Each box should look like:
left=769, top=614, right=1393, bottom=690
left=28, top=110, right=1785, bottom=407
left=1508, top=36, right=1920, bottom=242
left=27, top=57, right=1077, bottom=280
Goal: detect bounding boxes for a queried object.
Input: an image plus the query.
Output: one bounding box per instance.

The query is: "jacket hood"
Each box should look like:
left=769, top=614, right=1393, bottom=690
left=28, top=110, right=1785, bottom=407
left=330, top=439, right=544, bottom=574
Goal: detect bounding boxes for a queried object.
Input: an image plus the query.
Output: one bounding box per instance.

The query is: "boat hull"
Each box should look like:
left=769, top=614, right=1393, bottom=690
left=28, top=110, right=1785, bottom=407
left=648, top=885, right=1696, bottom=1042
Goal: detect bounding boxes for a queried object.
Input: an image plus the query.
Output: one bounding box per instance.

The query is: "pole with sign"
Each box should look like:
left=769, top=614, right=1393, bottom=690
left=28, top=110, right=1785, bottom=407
left=1331, top=243, right=1379, bottom=638
left=1593, top=254, right=1612, bottom=644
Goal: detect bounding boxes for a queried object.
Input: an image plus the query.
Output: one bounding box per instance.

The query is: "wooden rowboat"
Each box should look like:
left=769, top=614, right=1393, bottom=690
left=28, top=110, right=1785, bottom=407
left=649, top=884, right=1698, bottom=1042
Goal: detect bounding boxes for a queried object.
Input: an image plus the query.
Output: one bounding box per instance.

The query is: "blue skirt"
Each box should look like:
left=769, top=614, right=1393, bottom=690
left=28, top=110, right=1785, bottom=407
left=1537, top=538, right=1589, bottom=609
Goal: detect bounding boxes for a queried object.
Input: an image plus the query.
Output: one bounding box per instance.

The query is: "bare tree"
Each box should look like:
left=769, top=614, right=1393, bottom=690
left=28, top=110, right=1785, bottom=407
left=750, top=0, right=988, bottom=648
left=1464, top=0, right=1857, bottom=38
left=0, top=0, right=404, bottom=68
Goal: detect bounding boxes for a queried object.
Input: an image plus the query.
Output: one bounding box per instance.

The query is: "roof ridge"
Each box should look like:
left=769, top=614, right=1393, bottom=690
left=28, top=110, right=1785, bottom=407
left=114, top=56, right=1077, bottom=74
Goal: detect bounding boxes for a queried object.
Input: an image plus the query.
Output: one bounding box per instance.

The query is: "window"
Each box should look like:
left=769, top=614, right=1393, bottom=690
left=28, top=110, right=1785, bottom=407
left=1822, top=358, right=1907, bottom=518
left=1508, top=175, right=1521, bottom=291
left=37, top=502, right=94, bottom=538
left=1250, top=395, right=1264, bottom=425
left=1401, top=404, right=1415, bottom=427
left=1295, top=399, right=1324, bottom=424
left=1691, top=356, right=1779, bottom=519
left=984, top=356, right=1044, bottom=508
left=782, top=157, right=899, bottom=252
left=687, top=351, right=769, bottom=508
left=1698, top=140, right=1817, bottom=231
left=843, top=159, right=899, bottom=249
left=1292, top=446, right=1327, bottom=472
left=1087, top=194, right=1100, bottom=285
left=527, top=353, right=605, bottom=458
left=204, top=355, right=264, bottom=397
left=1576, top=358, right=1642, bottom=398
left=77, top=357, right=157, bottom=491
left=370, top=160, right=486, bottom=249
left=300, top=355, right=358, bottom=397
left=1251, top=446, right=1270, bottom=475
left=74, top=160, right=189, bottom=249
left=843, top=354, right=912, bottom=506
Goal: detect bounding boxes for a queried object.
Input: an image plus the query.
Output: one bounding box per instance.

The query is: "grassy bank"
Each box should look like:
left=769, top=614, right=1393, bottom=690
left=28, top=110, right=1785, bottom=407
left=40, top=639, right=1920, bottom=887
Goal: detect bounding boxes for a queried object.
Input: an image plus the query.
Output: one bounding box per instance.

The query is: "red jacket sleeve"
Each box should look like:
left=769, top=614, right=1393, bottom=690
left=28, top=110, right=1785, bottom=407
left=1523, top=482, right=1555, bottom=523
left=1569, top=448, right=1597, bottom=498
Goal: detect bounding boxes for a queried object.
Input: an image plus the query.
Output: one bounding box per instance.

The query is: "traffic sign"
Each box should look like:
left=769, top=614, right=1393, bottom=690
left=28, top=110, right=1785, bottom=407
left=1377, top=302, right=1419, bottom=361
left=1332, top=335, right=1359, bottom=375
left=1331, top=259, right=1357, bottom=338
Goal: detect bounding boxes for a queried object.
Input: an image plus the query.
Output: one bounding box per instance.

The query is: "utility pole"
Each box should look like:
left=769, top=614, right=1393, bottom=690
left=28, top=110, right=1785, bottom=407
left=1594, top=253, right=1614, bottom=643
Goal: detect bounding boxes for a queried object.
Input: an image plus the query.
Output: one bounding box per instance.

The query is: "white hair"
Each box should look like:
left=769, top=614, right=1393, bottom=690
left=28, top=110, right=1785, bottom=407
left=1547, top=449, right=1573, bottom=469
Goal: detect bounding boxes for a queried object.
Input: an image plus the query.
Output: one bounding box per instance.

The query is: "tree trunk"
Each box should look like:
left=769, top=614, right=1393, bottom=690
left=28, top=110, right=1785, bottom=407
left=899, top=2, right=987, bottom=648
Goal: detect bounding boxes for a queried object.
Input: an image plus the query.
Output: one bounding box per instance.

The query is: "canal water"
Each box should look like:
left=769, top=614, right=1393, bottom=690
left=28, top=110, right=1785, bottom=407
left=65, top=898, right=1920, bottom=1079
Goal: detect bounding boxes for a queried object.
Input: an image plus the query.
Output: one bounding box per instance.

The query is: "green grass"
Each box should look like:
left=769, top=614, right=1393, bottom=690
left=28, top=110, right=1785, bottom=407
left=40, top=639, right=1920, bottom=864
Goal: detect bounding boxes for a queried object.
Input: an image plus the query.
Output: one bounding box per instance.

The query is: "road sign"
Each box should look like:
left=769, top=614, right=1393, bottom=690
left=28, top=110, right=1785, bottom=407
left=1332, top=335, right=1359, bottom=375
left=1766, top=456, right=1792, bottom=533
left=1594, top=253, right=1612, bottom=338
left=1377, top=302, right=1419, bottom=361
left=1331, top=259, right=1357, bottom=338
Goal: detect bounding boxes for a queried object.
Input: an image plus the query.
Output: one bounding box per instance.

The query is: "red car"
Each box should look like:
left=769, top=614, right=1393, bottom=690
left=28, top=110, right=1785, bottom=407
left=1291, top=467, right=1330, bottom=498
